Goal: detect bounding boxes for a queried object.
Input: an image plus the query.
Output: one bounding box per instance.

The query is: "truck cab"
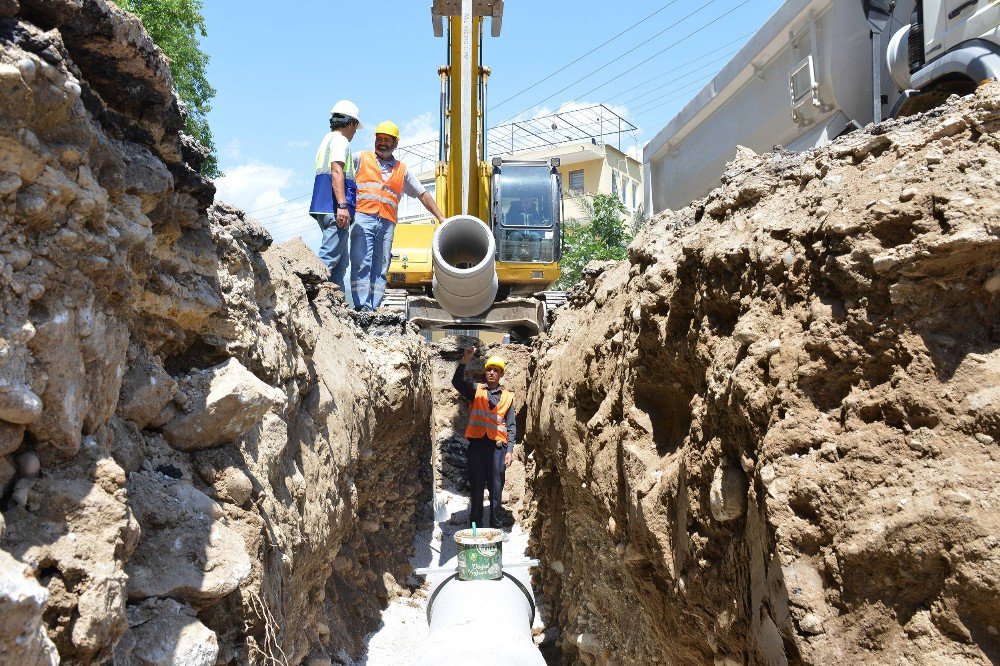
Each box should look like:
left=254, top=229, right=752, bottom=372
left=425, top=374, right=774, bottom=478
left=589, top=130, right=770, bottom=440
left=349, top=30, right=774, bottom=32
left=888, top=0, right=1000, bottom=115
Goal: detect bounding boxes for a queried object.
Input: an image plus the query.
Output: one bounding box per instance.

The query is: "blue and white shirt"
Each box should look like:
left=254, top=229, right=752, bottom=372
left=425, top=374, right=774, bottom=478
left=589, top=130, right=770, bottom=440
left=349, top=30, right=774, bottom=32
left=309, top=131, right=356, bottom=219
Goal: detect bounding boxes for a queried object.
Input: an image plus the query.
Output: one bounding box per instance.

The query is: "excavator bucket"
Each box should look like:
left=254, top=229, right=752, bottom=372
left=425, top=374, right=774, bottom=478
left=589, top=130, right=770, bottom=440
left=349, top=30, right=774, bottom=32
left=432, top=0, right=503, bottom=37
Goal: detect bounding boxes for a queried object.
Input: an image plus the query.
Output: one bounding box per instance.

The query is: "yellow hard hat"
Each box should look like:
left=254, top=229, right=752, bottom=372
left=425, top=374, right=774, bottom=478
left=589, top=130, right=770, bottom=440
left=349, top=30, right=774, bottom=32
left=374, top=120, right=400, bottom=140
left=484, top=356, right=506, bottom=373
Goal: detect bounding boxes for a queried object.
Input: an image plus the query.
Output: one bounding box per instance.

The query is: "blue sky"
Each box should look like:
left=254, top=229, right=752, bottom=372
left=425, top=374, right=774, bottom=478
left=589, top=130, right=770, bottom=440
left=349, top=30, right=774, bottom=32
left=203, top=0, right=784, bottom=246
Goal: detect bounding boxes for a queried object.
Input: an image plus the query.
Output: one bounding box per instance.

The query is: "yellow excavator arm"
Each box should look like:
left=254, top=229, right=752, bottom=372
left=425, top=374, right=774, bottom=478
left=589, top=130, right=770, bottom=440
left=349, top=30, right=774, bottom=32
left=388, top=1, right=562, bottom=339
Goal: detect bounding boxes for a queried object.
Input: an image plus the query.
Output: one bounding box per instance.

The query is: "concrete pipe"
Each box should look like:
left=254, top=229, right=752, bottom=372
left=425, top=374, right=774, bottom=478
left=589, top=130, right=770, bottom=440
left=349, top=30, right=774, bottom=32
left=411, top=570, right=544, bottom=665
left=432, top=214, right=499, bottom=318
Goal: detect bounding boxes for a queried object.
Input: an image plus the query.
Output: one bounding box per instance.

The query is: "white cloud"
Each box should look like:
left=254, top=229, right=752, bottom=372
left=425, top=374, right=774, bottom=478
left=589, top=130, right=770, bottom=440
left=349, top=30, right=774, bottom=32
left=214, top=161, right=319, bottom=247
left=215, top=161, right=295, bottom=212
left=224, top=139, right=242, bottom=161
left=399, top=111, right=438, bottom=147
left=626, top=144, right=642, bottom=161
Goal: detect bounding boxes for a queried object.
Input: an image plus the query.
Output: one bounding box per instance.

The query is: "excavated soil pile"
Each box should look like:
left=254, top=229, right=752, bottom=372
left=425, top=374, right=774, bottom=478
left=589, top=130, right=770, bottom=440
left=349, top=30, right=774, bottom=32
left=0, top=3, right=432, bottom=664
left=526, top=86, right=1000, bottom=665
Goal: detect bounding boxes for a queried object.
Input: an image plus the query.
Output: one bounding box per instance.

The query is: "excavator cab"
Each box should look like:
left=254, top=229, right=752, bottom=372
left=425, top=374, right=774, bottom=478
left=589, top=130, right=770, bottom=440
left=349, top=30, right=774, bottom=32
left=490, top=158, right=562, bottom=296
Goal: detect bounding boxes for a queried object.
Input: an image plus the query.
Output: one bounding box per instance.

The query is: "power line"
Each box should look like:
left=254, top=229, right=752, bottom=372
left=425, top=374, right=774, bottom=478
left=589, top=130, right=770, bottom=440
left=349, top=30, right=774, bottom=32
left=249, top=203, right=312, bottom=223
left=556, top=0, right=751, bottom=108
left=272, top=226, right=318, bottom=244
left=621, top=52, right=738, bottom=110
left=266, top=222, right=316, bottom=240
left=243, top=192, right=311, bottom=215
left=231, top=7, right=755, bottom=226
left=263, top=213, right=319, bottom=234
left=632, top=77, right=717, bottom=119
left=599, top=32, right=752, bottom=105
left=497, top=0, right=728, bottom=125
left=489, top=0, right=681, bottom=111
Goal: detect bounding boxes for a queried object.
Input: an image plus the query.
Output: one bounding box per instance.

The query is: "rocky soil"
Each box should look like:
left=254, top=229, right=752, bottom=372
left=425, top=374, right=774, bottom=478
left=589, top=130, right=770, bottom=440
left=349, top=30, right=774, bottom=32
left=0, top=2, right=432, bottom=665
left=3, top=2, right=1000, bottom=666
left=525, top=86, right=1000, bottom=665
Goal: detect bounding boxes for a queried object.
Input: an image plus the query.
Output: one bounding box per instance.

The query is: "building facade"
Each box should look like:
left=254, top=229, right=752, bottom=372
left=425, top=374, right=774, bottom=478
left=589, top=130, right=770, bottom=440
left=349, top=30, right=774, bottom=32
left=396, top=139, right=642, bottom=224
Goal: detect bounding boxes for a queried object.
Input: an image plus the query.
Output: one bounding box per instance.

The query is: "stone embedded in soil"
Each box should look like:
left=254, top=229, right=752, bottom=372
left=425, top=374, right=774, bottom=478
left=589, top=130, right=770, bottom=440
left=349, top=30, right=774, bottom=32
left=0, top=470, right=134, bottom=662
left=0, top=420, right=25, bottom=456
left=112, top=598, right=218, bottom=666
left=0, top=549, right=58, bottom=666
left=125, top=472, right=250, bottom=601
left=709, top=462, right=749, bottom=522
left=160, top=358, right=285, bottom=452
left=0, top=383, right=42, bottom=425
left=116, top=349, right=177, bottom=429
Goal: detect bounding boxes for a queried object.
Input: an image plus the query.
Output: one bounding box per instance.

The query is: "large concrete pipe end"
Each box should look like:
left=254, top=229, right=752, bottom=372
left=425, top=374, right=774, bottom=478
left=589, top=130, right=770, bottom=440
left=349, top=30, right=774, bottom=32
left=432, top=215, right=499, bottom=318
left=412, top=573, right=544, bottom=665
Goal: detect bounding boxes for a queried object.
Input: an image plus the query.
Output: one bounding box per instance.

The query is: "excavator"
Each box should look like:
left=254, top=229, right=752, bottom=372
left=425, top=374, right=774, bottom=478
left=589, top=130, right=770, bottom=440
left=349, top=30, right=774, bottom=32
left=386, top=0, right=562, bottom=342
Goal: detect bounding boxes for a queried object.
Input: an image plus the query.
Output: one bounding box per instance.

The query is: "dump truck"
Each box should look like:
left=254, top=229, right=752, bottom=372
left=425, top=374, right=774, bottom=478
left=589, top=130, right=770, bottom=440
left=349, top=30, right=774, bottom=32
left=386, top=0, right=563, bottom=342
left=644, top=0, right=1000, bottom=216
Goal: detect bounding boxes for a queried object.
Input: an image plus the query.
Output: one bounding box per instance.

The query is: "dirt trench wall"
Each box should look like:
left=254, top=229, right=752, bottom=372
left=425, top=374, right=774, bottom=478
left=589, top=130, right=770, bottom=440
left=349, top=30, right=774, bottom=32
left=525, top=87, right=1000, bottom=665
left=0, top=2, right=432, bottom=664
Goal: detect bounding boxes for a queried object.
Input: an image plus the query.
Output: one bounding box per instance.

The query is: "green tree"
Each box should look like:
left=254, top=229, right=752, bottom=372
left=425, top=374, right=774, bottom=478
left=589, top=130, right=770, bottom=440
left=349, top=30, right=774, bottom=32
left=118, top=0, right=221, bottom=177
left=556, top=193, right=632, bottom=289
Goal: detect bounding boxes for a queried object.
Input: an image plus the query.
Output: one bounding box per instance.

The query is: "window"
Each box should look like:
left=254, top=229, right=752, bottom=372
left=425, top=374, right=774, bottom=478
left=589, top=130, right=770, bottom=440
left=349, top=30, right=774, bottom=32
left=620, top=176, right=628, bottom=205
left=568, top=169, right=584, bottom=193
left=611, top=170, right=618, bottom=197
left=632, top=182, right=639, bottom=210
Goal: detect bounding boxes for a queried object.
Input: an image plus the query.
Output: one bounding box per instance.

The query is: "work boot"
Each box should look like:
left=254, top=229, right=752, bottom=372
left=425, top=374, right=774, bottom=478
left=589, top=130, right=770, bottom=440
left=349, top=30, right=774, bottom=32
left=492, top=507, right=515, bottom=528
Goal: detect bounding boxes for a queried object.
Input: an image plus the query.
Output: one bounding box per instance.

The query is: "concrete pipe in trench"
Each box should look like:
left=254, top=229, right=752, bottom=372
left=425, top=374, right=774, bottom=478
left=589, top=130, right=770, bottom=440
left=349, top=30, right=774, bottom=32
left=432, top=215, right=499, bottom=318
left=411, top=568, right=544, bottom=665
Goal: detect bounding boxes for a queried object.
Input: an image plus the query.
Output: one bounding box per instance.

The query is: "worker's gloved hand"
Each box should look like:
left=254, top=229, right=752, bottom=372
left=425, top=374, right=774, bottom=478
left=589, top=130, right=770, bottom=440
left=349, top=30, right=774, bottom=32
left=336, top=209, right=351, bottom=228
left=460, top=346, right=475, bottom=364
left=504, top=452, right=513, bottom=467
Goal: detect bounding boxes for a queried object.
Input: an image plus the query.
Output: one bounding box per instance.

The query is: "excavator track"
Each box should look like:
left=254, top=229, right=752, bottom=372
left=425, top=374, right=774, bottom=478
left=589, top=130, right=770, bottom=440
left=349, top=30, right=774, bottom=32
left=381, top=289, right=409, bottom=312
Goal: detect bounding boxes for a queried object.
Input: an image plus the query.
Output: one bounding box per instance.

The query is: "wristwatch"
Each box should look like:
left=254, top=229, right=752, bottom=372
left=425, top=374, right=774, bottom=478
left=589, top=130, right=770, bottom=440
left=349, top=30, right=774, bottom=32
left=337, top=203, right=349, bottom=209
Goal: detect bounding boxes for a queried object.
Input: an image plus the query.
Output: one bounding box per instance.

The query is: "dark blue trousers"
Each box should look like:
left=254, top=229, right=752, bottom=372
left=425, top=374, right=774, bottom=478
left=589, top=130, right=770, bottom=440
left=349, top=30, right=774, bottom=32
left=467, top=437, right=507, bottom=528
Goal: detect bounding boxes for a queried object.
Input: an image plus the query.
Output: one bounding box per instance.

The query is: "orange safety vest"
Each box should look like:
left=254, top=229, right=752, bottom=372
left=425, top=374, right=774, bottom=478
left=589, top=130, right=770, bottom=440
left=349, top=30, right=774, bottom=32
left=355, top=151, right=406, bottom=223
left=465, top=384, right=514, bottom=444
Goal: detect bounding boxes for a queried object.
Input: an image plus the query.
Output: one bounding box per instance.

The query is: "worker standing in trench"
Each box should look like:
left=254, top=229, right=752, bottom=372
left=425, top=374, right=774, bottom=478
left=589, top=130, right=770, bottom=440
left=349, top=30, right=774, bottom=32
left=453, top=346, right=516, bottom=529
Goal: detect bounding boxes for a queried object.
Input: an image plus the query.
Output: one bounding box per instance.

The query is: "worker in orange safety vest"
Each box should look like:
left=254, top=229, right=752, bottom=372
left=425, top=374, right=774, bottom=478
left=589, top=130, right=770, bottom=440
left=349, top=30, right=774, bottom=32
left=349, top=121, right=445, bottom=311
left=453, top=347, right=516, bottom=529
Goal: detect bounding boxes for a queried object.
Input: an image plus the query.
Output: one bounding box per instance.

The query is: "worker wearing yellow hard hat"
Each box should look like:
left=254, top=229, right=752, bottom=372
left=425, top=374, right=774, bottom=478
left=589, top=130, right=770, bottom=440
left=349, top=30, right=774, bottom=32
left=348, top=120, right=445, bottom=312
left=453, top=346, right=517, bottom=530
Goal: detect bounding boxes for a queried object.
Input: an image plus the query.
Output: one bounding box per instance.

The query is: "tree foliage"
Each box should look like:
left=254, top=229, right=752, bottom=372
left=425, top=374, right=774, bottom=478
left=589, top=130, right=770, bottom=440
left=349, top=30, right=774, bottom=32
left=118, top=0, right=220, bottom=177
left=556, top=193, right=632, bottom=289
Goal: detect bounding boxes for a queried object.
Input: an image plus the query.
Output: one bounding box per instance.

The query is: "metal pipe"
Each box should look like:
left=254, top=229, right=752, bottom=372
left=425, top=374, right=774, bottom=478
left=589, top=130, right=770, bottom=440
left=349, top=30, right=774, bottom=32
left=431, top=215, right=498, bottom=317
left=439, top=66, right=448, bottom=162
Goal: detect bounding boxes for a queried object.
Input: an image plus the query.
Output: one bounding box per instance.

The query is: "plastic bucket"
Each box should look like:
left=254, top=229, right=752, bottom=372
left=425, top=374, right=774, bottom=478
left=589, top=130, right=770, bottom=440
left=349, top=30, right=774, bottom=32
left=454, top=529, right=506, bottom=580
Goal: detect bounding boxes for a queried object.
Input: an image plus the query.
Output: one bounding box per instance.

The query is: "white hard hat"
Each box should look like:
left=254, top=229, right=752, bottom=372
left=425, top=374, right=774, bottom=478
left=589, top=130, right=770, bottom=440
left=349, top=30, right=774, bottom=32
left=330, top=99, right=362, bottom=127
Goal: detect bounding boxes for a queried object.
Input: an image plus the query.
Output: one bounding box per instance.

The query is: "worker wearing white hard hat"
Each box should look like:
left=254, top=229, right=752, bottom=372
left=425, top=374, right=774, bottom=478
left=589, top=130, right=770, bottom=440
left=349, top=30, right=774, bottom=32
left=348, top=121, right=445, bottom=311
left=308, top=99, right=362, bottom=295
